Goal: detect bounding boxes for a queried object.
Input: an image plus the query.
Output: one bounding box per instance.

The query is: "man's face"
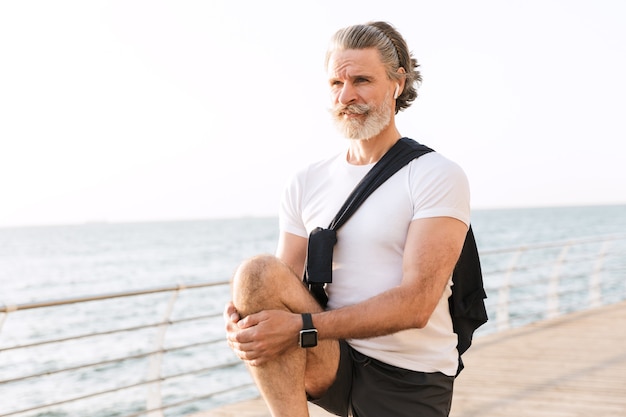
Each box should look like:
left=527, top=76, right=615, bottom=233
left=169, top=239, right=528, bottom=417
left=327, top=48, right=395, bottom=140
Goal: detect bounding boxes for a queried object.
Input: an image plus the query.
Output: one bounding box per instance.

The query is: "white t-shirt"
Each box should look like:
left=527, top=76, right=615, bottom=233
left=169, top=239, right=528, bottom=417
left=279, top=148, right=470, bottom=376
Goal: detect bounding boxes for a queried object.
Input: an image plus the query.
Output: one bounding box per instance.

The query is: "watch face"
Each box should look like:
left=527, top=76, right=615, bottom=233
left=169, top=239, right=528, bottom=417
left=300, top=329, right=318, bottom=348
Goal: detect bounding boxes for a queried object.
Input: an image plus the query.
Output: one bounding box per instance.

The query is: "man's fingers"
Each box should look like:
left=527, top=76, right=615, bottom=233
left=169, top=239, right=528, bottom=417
left=223, top=302, right=240, bottom=323
left=238, top=311, right=267, bottom=328
left=231, top=341, right=265, bottom=364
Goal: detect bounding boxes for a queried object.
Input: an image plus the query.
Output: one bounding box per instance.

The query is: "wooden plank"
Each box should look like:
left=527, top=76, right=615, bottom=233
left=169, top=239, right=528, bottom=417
left=451, top=300, right=626, bottom=417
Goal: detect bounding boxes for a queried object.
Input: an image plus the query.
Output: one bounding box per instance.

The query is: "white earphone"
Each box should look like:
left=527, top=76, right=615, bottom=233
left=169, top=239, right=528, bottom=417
left=394, top=84, right=401, bottom=99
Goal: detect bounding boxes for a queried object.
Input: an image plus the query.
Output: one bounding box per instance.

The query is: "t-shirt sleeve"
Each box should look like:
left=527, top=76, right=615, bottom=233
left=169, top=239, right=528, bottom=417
left=278, top=171, right=309, bottom=238
left=409, top=152, right=471, bottom=226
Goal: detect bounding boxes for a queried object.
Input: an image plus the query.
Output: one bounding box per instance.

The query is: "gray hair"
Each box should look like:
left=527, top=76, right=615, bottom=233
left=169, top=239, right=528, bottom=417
left=325, top=21, right=421, bottom=113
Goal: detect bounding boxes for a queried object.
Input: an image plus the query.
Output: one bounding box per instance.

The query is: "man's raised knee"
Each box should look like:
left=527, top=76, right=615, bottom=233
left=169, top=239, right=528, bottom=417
left=232, top=254, right=294, bottom=315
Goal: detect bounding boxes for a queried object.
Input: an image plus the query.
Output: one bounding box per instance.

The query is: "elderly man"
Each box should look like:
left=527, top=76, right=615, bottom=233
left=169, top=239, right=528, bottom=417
left=225, top=21, right=472, bottom=417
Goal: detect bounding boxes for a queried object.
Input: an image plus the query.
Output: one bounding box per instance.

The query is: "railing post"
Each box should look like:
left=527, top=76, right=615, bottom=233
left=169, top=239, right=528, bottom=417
left=145, top=285, right=184, bottom=417
left=497, top=249, right=524, bottom=332
left=589, top=241, right=610, bottom=308
left=0, top=304, right=17, bottom=336
left=547, top=245, right=571, bottom=319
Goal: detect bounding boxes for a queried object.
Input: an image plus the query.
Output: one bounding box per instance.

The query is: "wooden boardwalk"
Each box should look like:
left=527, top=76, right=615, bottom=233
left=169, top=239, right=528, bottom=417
left=194, top=300, right=626, bottom=417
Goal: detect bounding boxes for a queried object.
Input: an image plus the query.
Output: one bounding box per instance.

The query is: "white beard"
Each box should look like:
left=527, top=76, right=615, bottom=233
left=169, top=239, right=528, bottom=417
left=331, top=93, right=393, bottom=140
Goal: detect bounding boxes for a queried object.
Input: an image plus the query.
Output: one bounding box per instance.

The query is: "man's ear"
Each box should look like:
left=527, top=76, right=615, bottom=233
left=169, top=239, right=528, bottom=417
left=395, top=67, right=407, bottom=98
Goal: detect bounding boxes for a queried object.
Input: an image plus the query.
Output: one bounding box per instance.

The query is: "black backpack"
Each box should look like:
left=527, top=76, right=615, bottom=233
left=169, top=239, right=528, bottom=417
left=304, top=137, right=488, bottom=375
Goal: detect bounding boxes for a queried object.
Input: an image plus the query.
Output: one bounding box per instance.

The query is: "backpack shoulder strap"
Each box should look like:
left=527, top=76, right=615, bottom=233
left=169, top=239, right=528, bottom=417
left=305, top=138, right=432, bottom=306
left=328, top=137, right=433, bottom=230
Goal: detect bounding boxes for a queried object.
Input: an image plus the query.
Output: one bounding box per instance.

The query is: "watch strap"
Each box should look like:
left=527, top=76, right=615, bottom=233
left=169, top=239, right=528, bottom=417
left=301, top=313, right=314, bottom=330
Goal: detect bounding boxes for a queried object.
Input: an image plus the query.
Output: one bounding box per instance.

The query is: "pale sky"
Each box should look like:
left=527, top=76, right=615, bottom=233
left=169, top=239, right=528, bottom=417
left=1, top=0, right=625, bottom=228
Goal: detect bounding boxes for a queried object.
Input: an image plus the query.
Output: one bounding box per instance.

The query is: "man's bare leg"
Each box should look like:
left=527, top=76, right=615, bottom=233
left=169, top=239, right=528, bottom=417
left=231, top=255, right=340, bottom=417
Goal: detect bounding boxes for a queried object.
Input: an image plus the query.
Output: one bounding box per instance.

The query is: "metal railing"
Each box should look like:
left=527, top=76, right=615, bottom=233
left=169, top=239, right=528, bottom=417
left=478, top=233, right=626, bottom=334
left=0, top=282, right=256, bottom=417
left=1, top=234, right=625, bottom=416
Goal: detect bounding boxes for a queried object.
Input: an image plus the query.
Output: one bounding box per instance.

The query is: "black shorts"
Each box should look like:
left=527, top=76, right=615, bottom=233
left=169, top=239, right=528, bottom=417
left=310, top=341, right=455, bottom=417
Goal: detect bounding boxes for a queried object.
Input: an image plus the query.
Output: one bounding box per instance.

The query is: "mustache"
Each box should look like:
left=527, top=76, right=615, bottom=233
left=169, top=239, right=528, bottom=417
left=332, top=103, right=371, bottom=117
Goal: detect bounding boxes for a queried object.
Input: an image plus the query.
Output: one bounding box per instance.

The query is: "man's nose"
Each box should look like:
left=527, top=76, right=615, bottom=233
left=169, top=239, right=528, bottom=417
left=338, top=84, right=357, bottom=106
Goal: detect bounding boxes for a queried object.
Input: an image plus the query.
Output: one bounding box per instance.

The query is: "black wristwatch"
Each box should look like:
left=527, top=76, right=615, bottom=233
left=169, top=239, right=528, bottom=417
left=299, top=313, right=318, bottom=348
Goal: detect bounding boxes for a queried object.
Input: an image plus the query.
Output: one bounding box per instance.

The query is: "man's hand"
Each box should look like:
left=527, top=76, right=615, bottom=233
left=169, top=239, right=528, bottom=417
left=224, top=302, right=302, bottom=366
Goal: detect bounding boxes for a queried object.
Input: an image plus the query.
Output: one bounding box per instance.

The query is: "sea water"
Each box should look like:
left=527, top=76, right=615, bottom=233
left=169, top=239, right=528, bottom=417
left=1, top=205, right=625, bottom=416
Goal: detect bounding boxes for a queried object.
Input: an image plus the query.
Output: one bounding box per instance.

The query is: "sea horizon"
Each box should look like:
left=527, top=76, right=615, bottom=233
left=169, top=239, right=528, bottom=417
left=1, top=201, right=624, bottom=231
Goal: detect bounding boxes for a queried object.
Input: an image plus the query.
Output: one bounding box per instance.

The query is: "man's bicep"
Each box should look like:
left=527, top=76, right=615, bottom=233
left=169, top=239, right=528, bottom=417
left=402, top=217, right=467, bottom=289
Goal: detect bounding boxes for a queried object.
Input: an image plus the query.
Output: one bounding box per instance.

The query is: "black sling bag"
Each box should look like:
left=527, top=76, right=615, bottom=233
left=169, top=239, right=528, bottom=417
left=303, top=137, right=488, bottom=374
